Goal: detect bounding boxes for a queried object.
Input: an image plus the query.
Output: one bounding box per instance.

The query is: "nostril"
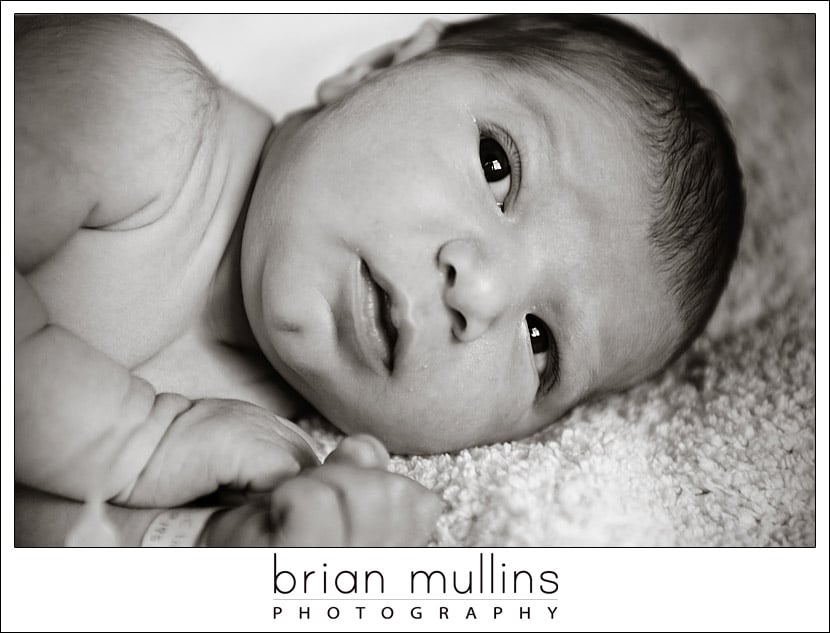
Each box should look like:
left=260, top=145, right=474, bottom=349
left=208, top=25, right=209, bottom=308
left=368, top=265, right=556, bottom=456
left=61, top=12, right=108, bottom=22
left=445, top=264, right=456, bottom=286
left=452, top=309, right=466, bottom=333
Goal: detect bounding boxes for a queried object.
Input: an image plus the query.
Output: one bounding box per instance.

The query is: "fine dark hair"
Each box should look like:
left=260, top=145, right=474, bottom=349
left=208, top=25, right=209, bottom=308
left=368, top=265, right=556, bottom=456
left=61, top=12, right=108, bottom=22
left=433, top=14, right=745, bottom=363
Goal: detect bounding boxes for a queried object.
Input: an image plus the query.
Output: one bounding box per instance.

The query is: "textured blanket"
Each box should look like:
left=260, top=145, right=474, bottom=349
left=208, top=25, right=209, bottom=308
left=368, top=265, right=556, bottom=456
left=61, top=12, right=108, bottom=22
left=152, top=14, right=816, bottom=546
left=299, top=15, right=817, bottom=546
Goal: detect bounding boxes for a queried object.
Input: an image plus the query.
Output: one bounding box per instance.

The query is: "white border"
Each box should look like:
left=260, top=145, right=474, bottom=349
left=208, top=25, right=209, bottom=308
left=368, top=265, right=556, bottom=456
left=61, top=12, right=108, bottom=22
left=2, top=4, right=826, bottom=632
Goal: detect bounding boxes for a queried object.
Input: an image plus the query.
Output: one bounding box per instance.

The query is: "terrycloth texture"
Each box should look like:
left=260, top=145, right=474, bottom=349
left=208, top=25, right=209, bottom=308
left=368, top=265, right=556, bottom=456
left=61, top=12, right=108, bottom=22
left=298, top=15, right=817, bottom=546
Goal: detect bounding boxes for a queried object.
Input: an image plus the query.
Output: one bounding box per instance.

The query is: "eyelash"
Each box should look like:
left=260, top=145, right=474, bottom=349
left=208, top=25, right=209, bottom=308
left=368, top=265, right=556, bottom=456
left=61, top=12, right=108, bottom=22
left=477, top=121, right=560, bottom=395
left=537, top=326, right=560, bottom=397
left=478, top=121, right=522, bottom=212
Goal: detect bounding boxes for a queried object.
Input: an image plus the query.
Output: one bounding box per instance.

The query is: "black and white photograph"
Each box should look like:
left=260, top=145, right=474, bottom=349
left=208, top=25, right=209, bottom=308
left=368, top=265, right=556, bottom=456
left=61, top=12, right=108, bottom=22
left=3, top=7, right=825, bottom=631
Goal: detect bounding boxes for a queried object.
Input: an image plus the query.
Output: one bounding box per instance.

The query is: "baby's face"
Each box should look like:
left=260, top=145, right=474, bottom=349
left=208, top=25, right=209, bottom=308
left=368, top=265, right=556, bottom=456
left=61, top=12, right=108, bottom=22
left=243, top=56, right=680, bottom=452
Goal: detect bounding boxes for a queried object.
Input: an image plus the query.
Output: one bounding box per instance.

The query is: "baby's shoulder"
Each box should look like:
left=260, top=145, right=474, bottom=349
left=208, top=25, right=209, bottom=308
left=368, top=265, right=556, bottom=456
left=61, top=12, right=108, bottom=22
left=15, top=15, right=220, bottom=229
left=15, top=15, right=218, bottom=112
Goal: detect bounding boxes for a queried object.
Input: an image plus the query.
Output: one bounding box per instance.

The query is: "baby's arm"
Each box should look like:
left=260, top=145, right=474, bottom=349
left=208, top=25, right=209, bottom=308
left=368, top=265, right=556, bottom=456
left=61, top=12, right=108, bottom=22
left=17, top=267, right=317, bottom=504
left=14, top=15, right=316, bottom=506
left=16, top=436, right=442, bottom=546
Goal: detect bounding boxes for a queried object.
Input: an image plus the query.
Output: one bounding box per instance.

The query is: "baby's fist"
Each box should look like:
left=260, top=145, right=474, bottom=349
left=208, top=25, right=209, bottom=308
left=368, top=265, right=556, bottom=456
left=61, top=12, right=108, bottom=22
left=205, top=435, right=442, bottom=546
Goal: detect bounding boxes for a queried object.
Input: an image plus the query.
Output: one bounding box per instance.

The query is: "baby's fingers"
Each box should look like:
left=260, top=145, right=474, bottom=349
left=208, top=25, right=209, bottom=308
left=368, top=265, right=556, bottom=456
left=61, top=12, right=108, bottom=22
left=324, top=434, right=389, bottom=469
left=307, top=465, right=442, bottom=546
left=216, top=406, right=321, bottom=493
left=269, top=476, right=348, bottom=546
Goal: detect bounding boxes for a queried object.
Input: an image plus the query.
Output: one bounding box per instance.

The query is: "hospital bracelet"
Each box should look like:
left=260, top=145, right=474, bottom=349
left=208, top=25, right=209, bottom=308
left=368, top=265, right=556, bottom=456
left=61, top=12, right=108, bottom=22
left=141, top=507, right=224, bottom=547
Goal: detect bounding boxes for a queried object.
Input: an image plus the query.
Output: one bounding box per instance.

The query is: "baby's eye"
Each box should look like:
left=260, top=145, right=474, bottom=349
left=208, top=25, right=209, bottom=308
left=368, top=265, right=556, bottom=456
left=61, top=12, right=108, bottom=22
left=479, top=136, right=511, bottom=210
left=525, top=314, right=550, bottom=374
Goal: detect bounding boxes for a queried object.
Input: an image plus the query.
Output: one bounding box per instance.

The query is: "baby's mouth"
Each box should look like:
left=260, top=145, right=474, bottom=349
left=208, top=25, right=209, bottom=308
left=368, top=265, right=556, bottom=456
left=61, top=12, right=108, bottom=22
left=360, top=259, right=399, bottom=372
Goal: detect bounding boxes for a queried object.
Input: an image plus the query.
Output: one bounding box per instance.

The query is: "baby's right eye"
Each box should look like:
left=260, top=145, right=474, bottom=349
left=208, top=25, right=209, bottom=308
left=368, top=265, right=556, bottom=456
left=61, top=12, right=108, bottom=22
left=479, top=136, right=512, bottom=210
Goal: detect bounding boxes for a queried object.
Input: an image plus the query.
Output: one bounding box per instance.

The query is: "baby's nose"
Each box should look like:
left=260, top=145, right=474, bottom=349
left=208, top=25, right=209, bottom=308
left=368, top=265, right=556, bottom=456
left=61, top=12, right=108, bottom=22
left=437, top=238, right=508, bottom=342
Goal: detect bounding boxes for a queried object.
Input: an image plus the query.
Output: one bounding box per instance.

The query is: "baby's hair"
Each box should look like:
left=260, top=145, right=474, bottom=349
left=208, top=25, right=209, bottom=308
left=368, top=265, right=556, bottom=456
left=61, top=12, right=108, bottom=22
left=431, top=14, right=745, bottom=363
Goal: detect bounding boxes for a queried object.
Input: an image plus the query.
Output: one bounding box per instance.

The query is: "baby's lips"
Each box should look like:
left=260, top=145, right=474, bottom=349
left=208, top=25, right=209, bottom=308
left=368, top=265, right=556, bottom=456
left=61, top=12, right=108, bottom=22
left=325, top=434, right=390, bottom=469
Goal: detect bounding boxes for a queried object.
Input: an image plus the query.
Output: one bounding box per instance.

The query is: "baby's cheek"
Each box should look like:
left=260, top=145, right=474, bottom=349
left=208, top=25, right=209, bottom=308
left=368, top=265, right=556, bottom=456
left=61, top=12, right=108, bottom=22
left=384, top=374, right=529, bottom=450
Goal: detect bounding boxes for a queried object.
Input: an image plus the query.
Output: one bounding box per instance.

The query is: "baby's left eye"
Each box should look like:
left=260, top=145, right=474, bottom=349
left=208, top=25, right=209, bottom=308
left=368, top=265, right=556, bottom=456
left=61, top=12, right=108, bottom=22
left=479, top=137, right=511, bottom=210
left=525, top=314, right=550, bottom=374
left=525, top=314, right=560, bottom=393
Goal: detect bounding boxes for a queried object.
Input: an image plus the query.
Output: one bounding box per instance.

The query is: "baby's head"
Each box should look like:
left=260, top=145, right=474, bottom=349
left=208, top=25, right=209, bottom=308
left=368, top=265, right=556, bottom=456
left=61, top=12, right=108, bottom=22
left=241, top=14, right=744, bottom=453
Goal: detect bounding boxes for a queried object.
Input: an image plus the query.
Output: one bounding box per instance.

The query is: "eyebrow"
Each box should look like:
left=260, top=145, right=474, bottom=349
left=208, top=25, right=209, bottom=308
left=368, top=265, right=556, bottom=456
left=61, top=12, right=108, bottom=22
left=514, top=88, right=559, bottom=162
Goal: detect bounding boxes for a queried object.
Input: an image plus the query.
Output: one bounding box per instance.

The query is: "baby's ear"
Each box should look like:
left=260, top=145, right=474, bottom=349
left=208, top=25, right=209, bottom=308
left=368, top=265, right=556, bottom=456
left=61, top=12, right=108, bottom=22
left=316, top=19, right=445, bottom=106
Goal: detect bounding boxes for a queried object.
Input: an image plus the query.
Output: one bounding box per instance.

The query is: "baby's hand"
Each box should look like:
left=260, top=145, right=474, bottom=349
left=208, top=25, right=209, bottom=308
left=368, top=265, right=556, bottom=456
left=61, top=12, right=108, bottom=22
left=116, top=399, right=319, bottom=507
left=203, top=435, right=442, bottom=546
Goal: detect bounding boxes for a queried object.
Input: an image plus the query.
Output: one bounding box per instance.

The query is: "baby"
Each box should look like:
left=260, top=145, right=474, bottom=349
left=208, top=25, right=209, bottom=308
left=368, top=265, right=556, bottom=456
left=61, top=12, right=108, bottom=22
left=14, top=14, right=744, bottom=546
